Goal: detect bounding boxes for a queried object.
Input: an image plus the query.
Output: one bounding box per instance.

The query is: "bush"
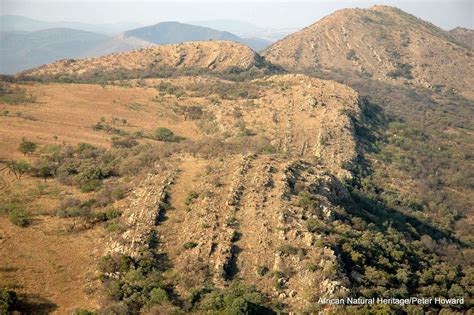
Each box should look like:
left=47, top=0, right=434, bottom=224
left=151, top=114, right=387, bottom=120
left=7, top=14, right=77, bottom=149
left=148, top=288, right=168, bottom=305
left=295, top=191, right=323, bottom=217
left=183, top=242, right=198, bottom=249
left=80, top=179, right=102, bottom=193
left=152, top=127, right=185, bottom=142
left=56, top=206, right=90, bottom=218
left=346, top=49, right=358, bottom=61
left=185, top=191, right=199, bottom=206
left=387, top=63, right=413, bottom=79
left=305, top=218, right=324, bottom=233
left=93, top=209, right=121, bottom=222
left=9, top=207, right=30, bottom=227
left=0, top=289, right=17, bottom=313
left=198, top=281, right=266, bottom=314
left=111, top=137, right=138, bottom=148
left=99, top=254, right=133, bottom=274
left=278, top=244, right=299, bottom=256
left=72, top=309, right=97, bottom=315
left=0, top=84, right=36, bottom=104
left=256, top=266, right=269, bottom=277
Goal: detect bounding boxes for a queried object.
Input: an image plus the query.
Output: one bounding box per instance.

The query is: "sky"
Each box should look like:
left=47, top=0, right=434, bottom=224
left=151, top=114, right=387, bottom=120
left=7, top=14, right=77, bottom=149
left=1, top=0, right=473, bottom=31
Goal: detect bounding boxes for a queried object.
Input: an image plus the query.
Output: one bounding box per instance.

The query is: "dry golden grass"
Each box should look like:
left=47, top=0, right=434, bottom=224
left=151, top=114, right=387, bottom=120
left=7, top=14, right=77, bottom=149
left=0, top=74, right=361, bottom=312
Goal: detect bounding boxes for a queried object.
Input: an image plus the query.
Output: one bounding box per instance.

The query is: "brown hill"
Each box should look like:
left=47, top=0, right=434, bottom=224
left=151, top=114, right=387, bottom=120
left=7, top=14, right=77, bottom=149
left=20, top=41, right=279, bottom=81
left=262, top=5, right=474, bottom=99
left=449, top=27, right=474, bottom=50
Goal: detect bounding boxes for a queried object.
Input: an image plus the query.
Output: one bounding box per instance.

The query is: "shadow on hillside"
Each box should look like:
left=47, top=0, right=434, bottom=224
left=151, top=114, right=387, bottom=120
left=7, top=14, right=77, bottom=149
left=15, top=294, right=57, bottom=314
left=344, top=100, right=458, bottom=243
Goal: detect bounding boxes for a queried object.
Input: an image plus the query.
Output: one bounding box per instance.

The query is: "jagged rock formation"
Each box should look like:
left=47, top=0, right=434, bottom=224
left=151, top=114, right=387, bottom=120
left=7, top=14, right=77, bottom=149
left=262, top=5, right=474, bottom=99
left=100, top=74, right=362, bottom=312
left=19, top=41, right=279, bottom=81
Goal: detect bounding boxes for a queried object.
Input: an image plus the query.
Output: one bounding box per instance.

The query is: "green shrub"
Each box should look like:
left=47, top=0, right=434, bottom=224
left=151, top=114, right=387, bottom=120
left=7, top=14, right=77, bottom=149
left=185, top=191, right=199, bottom=206
left=278, top=244, right=299, bottom=256
left=183, top=242, right=198, bottom=249
left=72, top=309, right=97, bottom=315
left=111, top=137, right=138, bottom=148
left=56, top=206, right=90, bottom=218
left=305, top=218, right=324, bottom=233
left=9, top=208, right=30, bottom=227
left=106, top=222, right=121, bottom=232
left=80, top=180, right=102, bottom=193
left=0, top=84, right=36, bottom=104
left=99, top=254, right=133, bottom=274
left=148, top=288, right=168, bottom=305
left=93, top=209, right=121, bottom=222
left=0, top=289, right=17, bottom=313
left=295, top=191, right=323, bottom=217
left=198, top=281, right=266, bottom=313
left=152, top=128, right=185, bottom=142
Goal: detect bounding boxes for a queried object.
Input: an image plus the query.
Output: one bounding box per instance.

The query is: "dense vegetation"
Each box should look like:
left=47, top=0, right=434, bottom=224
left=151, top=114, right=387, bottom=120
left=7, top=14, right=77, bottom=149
left=293, top=67, right=474, bottom=311
left=98, top=250, right=274, bottom=314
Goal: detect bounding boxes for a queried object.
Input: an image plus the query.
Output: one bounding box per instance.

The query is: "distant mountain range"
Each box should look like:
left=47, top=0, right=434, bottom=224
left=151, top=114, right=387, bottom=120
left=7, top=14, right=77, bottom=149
left=0, top=16, right=273, bottom=74
left=0, top=28, right=109, bottom=74
left=0, top=15, right=141, bottom=35
left=88, top=21, right=272, bottom=56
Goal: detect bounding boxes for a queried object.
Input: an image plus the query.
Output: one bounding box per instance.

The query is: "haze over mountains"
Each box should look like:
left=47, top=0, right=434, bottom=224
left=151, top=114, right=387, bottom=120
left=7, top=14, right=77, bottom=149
left=0, top=16, right=272, bottom=74
left=88, top=21, right=272, bottom=57
left=15, top=5, right=474, bottom=101
left=0, top=15, right=141, bottom=35
left=0, top=28, right=109, bottom=74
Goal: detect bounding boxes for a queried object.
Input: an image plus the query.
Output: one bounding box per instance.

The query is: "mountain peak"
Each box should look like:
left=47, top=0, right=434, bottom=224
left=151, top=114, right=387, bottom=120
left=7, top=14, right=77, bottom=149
left=262, top=6, right=474, bottom=99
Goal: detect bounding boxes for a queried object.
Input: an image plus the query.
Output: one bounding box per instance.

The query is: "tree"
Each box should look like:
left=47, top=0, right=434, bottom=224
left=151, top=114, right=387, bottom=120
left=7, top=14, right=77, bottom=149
left=32, top=159, right=55, bottom=182
left=6, top=161, right=30, bottom=179
left=18, top=138, right=37, bottom=156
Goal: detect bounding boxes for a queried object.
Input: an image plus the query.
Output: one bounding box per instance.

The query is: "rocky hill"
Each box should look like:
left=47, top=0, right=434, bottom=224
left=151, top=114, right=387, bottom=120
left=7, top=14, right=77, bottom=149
left=262, top=5, right=474, bottom=99
left=19, top=41, right=280, bottom=81
left=449, top=27, right=474, bottom=50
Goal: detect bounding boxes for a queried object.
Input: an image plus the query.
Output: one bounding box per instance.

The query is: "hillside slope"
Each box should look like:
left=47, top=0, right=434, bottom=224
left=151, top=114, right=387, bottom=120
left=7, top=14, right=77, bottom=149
left=0, top=74, right=361, bottom=312
left=262, top=5, right=474, bottom=99
left=20, top=41, right=280, bottom=81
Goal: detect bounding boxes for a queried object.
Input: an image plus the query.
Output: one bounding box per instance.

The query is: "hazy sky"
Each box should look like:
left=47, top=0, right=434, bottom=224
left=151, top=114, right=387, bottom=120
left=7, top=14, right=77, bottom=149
left=1, top=0, right=473, bottom=30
